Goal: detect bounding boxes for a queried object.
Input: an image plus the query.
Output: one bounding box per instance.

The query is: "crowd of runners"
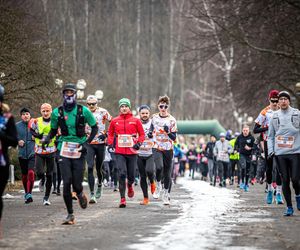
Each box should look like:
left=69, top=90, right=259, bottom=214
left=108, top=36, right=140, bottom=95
left=0, top=83, right=299, bottom=232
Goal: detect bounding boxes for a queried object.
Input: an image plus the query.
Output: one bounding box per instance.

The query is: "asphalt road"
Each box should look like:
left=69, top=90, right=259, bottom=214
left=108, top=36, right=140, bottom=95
left=1, top=177, right=300, bottom=250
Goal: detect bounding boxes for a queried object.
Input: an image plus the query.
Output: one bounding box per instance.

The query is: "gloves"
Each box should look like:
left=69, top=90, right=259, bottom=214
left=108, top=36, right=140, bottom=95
left=147, top=131, right=153, bottom=139
left=163, top=125, right=169, bottom=133
left=108, top=144, right=115, bottom=153
left=133, top=142, right=141, bottom=150
left=35, top=133, right=44, bottom=139
left=78, top=142, right=88, bottom=154
left=41, top=135, right=50, bottom=149
left=98, top=133, right=106, bottom=141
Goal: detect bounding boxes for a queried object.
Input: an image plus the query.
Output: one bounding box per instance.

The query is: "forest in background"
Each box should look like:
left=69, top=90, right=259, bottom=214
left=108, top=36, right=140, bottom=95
left=1, top=0, right=299, bottom=131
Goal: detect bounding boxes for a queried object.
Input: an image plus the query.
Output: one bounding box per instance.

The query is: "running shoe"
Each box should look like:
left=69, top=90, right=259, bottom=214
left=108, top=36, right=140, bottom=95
left=95, top=186, right=102, bottom=199
left=295, top=195, right=300, bottom=210
left=25, top=193, right=33, bottom=204
left=119, top=198, right=126, bottom=208
left=56, top=189, right=61, bottom=196
left=39, top=180, right=44, bottom=192
left=77, top=192, right=88, bottom=209
left=239, top=183, right=244, bottom=189
left=150, top=182, right=156, bottom=195
left=72, top=192, right=78, bottom=201
left=113, top=186, right=119, bottom=192
left=162, top=190, right=170, bottom=205
left=266, top=190, right=273, bottom=204
left=62, top=214, right=75, bottom=225
left=134, top=177, right=139, bottom=186
left=250, top=178, right=256, bottom=185
left=153, top=182, right=161, bottom=199
left=43, top=197, right=51, bottom=206
left=244, top=185, right=249, bottom=192
left=103, top=179, right=108, bottom=187
left=89, top=194, right=97, bottom=204
left=52, top=189, right=57, bottom=194
left=275, top=193, right=284, bottom=205
left=127, top=184, right=134, bottom=198
left=140, top=198, right=149, bottom=205
left=283, top=206, right=294, bottom=216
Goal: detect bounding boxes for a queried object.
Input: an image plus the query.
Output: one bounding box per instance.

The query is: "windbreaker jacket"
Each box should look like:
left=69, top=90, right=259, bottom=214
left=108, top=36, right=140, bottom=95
left=107, top=112, right=145, bottom=155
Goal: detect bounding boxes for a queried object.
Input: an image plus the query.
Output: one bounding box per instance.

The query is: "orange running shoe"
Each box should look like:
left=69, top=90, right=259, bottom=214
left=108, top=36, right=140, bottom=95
left=150, top=182, right=156, bottom=195
left=140, top=198, right=149, bottom=205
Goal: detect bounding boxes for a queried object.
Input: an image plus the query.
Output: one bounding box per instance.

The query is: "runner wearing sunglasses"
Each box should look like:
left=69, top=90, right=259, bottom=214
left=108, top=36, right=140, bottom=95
left=150, top=95, right=177, bottom=205
left=85, top=95, right=112, bottom=204
left=107, top=98, right=145, bottom=208
left=253, top=90, right=283, bottom=205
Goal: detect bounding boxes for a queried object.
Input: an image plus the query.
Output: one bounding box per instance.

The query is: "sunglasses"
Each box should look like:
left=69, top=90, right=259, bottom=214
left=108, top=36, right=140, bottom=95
left=159, top=104, right=168, bottom=109
left=270, top=99, right=278, bottom=103
left=87, top=103, right=97, bottom=106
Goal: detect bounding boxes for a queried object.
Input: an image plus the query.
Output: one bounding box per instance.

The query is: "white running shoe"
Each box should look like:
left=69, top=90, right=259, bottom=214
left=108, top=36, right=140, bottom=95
left=153, top=182, right=161, bottom=199
left=162, top=189, right=170, bottom=205
left=43, top=198, right=51, bottom=206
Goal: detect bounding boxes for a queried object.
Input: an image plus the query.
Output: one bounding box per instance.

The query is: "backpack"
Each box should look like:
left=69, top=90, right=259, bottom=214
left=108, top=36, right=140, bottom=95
left=272, top=108, right=300, bottom=132
left=57, top=105, right=86, bottom=137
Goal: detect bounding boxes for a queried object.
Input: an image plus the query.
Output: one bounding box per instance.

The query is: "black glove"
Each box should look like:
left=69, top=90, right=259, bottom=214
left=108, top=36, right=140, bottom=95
left=108, top=144, right=115, bottom=153
left=41, top=135, right=50, bottom=149
left=267, top=152, right=274, bottom=160
left=35, top=133, right=44, bottom=139
left=78, top=142, right=88, bottom=154
left=147, top=131, right=153, bottom=139
left=98, top=133, right=106, bottom=141
left=163, top=125, right=169, bottom=133
left=133, top=142, right=141, bottom=150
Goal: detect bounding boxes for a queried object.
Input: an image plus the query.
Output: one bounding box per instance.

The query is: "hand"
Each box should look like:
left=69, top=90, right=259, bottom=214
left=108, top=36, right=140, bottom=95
left=267, top=152, right=274, bottom=160
left=234, top=150, right=238, bottom=154
left=35, top=133, right=44, bottom=139
left=133, top=142, right=141, bottom=150
left=78, top=142, right=88, bottom=154
left=41, top=136, right=50, bottom=149
left=245, top=145, right=251, bottom=151
left=147, top=131, right=153, bottom=139
left=163, top=125, right=169, bottom=133
left=108, top=144, right=115, bottom=153
left=18, top=140, right=25, bottom=147
left=98, top=134, right=106, bottom=141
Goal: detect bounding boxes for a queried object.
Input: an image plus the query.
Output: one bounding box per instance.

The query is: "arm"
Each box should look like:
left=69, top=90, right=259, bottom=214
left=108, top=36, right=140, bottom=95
left=136, top=119, right=145, bottom=144
left=107, top=120, right=115, bottom=145
left=86, top=124, right=98, bottom=143
left=0, top=116, right=18, bottom=147
left=253, top=123, right=268, bottom=134
left=267, top=118, right=275, bottom=156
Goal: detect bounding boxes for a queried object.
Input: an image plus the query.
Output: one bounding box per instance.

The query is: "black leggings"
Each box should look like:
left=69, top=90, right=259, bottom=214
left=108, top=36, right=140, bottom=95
left=239, top=154, right=251, bottom=185
left=137, top=155, right=155, bottom=198
left=276, top=154, right=300, bottom=207
left=217, top=161, right=228, bottom=182
left=189, top=161, right=196, bottom=179
left=264, top=141, right=282, bottom=185
left=60, top=155, right=85, bottom=214
left=86, top=144, right=105, bottom=193
left=52, top=154, right=62, bottom=191
left=35, top=154, right=55, bottom=198
left=115, top=154, right=137, bottom=198
left=0, top=166, right=9, bottom=220
left=153, top=149, right=173, bottom=190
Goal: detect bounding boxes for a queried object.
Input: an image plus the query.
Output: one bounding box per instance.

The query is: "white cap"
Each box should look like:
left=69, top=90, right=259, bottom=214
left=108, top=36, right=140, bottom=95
left=219, top=132, right=225, bottom=137
left=86, top=95, right=98, bottom=103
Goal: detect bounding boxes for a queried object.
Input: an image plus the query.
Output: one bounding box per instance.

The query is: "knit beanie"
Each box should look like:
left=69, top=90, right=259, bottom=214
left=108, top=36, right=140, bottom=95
left=119, top=98, right=131, bottom=109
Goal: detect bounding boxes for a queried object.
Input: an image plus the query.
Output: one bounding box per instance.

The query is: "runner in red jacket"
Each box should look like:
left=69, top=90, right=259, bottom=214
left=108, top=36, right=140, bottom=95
left=107, top=98, right=145, bottom=208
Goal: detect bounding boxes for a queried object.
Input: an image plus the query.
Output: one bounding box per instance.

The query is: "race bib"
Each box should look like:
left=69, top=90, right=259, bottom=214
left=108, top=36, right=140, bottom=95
left=219, top=150, right=228, bottom=161
left=60, top=142, right=82, bottom=159
left=140, top=139, right=154, bottom=151
left=276, top=136, right=295, bottom=149
left=118, top=135, right=133, bottom=148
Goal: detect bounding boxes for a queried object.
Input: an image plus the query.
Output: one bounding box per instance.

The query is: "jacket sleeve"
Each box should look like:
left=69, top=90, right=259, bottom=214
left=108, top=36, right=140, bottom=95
left=253, top=123, right=268, bottom=134
left=0, top=116, right=18, bottom=147
left=107, top=119, right=115, bottom=145
left=267, top=117, right=275, bottom=156
left=136, top=119, right=145, bottom=143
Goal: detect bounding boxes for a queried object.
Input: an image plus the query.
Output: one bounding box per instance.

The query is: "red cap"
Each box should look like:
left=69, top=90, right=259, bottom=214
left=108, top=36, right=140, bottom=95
left=268, top=90, right=279, bottom=99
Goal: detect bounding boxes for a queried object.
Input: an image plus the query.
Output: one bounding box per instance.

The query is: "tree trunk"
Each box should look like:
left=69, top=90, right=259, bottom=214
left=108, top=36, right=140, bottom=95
left=135, top=0, right=141, bottom=109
